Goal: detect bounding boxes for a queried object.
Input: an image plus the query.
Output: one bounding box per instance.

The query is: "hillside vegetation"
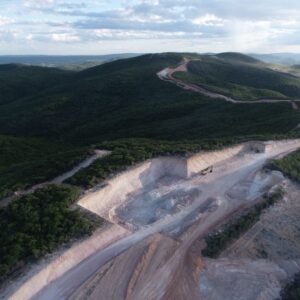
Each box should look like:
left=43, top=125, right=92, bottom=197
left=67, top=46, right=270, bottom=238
left=0, top=135, right=91, bottom=198
left=0, top=53, right=299, bottom=145
left=0, top=64, right=71, bottom=105
left=0, top=53, right=300, bottom=197
left=217, top=52, right=261, bottom=64
left=0, top=185, right=96, bottom=280
left=174, top=53, right=300, bottom=100
left=268, top=149, right=300, bottom=182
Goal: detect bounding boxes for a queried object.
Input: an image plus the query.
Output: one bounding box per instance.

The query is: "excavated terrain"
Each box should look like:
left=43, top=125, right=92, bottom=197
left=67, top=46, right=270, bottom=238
left=3, top=140, right=300, bottom=300
left=198, top=180, right=300, bottom=300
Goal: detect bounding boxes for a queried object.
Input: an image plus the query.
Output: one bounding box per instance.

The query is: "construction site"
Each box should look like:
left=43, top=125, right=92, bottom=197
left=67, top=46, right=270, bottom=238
left=2, top=139, right=300, bottom=300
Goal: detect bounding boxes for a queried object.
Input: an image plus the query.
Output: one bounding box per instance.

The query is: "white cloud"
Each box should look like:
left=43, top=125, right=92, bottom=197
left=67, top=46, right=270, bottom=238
left=0, top=16, right=13, bottom=26
left=52, top=33, right=80, bottom=42
left=26, top=34, right=33, bottom=40
left=227, top=20, right=281, bottom=52
left=93, top=29, right=203, bottom=40
left=192, top=14, right=224, bottom=26
left=1, top=0, right=300, bottom=54
left=23, top=0, right=55, bottom=8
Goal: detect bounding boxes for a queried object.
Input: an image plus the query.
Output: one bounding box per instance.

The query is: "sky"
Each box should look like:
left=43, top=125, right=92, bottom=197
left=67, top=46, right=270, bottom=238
left=1, top=0, right=300, bottom=55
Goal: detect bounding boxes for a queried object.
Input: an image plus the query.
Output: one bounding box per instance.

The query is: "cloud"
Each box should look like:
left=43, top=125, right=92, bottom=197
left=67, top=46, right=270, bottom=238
left=192, top=14, right=224, bottom=26
left=1, top=0, right=300, bottom=54
left=23, top=0, right=56, bottom=9
left=91, top=29, right=204, bottom=40
left=51, top=32, right=80, bottom=42
left=0, top=16, right=14, bottom=26
left=23, top=0, right=86, bottom=9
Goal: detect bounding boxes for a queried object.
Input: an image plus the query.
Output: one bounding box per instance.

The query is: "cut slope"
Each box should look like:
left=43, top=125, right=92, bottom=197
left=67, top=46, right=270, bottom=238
left=77, top=141, right=296, bottom=222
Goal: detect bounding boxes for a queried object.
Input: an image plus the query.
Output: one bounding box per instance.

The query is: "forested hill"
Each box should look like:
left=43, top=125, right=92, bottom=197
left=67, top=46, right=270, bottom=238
left=0, top=64, right=71, bottom=105
left=174, top=52, right=300, bottom=101
left=0, top=53, right=299, bottom=146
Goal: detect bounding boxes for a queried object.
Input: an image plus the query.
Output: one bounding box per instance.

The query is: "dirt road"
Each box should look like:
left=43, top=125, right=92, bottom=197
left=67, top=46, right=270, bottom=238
left=157, top=58, right=300, bottom=109
left=7, top=140, right=300, bottom=300
left=0, top=150, right=110, bottom=208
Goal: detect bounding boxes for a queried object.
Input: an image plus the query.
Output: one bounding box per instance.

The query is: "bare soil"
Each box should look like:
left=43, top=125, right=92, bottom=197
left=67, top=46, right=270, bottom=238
left=3, top=140, right=300, bottom=300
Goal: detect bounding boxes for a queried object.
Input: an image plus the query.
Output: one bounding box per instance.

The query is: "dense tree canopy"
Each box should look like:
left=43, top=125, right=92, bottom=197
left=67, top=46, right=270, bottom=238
left=0, top=185, right=95, bottom=279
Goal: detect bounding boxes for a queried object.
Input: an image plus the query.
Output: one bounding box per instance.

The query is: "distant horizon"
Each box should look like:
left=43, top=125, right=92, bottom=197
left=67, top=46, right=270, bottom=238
left=2, top=52, right=300, bottom=57
left=2, top=52, right=300, bottom=68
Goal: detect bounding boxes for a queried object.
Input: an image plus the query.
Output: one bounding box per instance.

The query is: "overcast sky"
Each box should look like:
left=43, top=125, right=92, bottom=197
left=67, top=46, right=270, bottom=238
left=1, top=0, right=300, bottom=55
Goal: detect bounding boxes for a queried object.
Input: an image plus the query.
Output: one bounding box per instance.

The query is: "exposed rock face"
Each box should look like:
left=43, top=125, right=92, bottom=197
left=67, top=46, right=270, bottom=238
left=78, top=157, right=188, bottom=220
left=77, top=144, right=247, bottom=221
left=78, top=140, right=299, bottom=223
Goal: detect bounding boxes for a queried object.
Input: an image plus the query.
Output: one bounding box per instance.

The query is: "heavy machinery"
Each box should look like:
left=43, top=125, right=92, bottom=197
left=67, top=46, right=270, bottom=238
left=200, top=165, right=213, bottom=175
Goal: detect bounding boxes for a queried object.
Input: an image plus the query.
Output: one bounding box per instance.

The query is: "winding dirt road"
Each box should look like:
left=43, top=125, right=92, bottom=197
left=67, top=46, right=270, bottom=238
left=157, top=58, right=300, bottom=109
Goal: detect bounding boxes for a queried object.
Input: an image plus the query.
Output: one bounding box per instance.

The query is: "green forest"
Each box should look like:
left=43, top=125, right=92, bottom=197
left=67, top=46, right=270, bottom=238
left=174, top=53, right=300, bottom=100
left=0, top=135, right=91, bottom=198
left=0, top=185, right=97, bottom=280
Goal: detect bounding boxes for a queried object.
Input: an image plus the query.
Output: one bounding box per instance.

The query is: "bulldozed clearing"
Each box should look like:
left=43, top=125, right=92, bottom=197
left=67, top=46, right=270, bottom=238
left=3, top=139, right=300, bottom=300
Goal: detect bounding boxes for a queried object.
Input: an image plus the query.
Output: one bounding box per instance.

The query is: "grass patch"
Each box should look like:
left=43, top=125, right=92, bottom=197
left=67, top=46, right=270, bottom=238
left=201, top=189, right=284, bottom=258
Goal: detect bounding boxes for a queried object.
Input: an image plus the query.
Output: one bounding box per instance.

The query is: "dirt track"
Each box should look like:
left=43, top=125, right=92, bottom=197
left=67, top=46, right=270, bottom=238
left=0, top=150, right=110, bottom=208
left=4, top=140, right=300, bottom=300
left=157, top=58, right=300, bottom=109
